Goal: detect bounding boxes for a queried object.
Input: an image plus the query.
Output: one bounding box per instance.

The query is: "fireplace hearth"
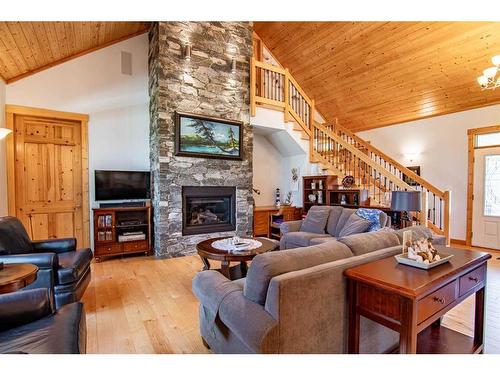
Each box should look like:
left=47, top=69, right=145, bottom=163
left=182, top=186, right=236, bottom=236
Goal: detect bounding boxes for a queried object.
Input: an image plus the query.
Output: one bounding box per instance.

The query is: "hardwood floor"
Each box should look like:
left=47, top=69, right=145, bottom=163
left=82, top=248, right=500, bottom=354
left=441, top=247, right=500, bottom=354
left=82, top=255, right=210, bottom=354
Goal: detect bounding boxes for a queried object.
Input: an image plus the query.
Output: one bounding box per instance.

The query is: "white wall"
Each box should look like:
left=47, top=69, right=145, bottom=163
left=252, top=106, right=320, bottom=208
left=4, top=34, right=149, bottom=214
left=0, top=80, right=7, bottom=216
left=359, top=104, right=500, bottom=241
left=253, top=134, right=285, bottom=206
left=280, top=154, right=312, bottom=207
left=253, top=134, right=312, bottom=208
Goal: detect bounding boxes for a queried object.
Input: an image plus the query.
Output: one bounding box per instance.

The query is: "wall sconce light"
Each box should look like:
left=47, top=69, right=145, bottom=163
left=184, top=44, right=192, bottom=60
left=231, top=58, right=237, bottom=73
left=0, top=128, right=12, bottom=140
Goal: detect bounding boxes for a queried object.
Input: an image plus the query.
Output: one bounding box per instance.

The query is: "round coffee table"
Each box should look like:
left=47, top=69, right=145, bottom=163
left=196, top=237, right=278, bottom=280
left=0, top=263, right=38, bottom=294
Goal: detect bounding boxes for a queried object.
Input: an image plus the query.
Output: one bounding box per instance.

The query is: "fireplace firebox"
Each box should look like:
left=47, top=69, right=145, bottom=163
left=182, top=186, right=236, bottom=236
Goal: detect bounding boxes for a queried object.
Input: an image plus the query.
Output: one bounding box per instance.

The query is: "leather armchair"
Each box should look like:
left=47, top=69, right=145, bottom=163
left=0, top=288, right=86, bottom=354
left=0, top=216, right=93, bottom=309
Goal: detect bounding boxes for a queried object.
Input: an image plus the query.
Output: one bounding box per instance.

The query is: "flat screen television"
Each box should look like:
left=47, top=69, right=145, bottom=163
left=95, top=170, right=151, bottom=201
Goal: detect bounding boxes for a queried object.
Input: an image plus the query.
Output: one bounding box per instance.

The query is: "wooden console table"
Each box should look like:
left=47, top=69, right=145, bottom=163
left=345, top=247, right=491, bottom=354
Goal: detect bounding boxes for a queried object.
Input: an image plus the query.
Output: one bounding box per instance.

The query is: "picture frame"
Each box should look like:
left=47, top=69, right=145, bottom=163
left=175, top=112, right=243, bottom=160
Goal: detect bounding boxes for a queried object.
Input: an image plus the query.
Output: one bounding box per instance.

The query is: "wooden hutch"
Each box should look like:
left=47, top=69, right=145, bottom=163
left=93, top=204, right=152, bottom=261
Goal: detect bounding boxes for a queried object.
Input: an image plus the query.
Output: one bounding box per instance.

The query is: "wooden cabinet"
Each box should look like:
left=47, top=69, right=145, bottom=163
left=253, top=206, right=302, bottom=238
left=254, top=210, right=271, bottom=237
left=93, top=205, right=152, bottom=261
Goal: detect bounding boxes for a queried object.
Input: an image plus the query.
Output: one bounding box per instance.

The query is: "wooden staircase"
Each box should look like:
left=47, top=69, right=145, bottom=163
left=250, top=37, right=451, bottom=244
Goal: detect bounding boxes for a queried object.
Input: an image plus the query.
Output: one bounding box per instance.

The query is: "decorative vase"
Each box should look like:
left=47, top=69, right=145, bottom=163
left=308, top=194, right=316, bottom=203
left=318, top=191, right=323, bottom=204
left=340, top=194, right=347, bottom=205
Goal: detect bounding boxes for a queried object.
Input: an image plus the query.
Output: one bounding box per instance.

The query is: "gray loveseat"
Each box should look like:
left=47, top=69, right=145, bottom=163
left=280, top=205, right=389, bottom=250
left=192, top=230, right=402, bottom=353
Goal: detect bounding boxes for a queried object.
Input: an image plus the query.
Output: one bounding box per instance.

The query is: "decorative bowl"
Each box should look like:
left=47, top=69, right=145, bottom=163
left=394, top=252, right=453, bottom=270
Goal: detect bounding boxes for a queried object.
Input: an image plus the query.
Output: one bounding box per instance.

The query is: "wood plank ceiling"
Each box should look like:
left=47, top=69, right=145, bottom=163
left=0, top=22, right=150, bottom=83
left=254, top=22, right=500, bottom=131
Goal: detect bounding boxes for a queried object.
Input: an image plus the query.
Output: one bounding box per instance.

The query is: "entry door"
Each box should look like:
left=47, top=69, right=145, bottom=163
left=472, top=146, right=500, bottom=249
left=13, top=114, right=85, bottom=245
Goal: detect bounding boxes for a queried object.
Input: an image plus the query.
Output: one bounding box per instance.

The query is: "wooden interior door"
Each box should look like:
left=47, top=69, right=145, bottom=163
left=12, top=114, right=87, bottom=246
left=472, top=146, right=500, bottom=250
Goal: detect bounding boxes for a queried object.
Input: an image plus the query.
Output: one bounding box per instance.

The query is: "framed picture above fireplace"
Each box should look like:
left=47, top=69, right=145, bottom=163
left=175, top=112, right=243, bottom=160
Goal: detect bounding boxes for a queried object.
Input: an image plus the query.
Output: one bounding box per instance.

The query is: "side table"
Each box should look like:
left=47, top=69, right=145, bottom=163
left=0, top=263, right=38, bottom=294
left=344, top=247, right=490, bottom=354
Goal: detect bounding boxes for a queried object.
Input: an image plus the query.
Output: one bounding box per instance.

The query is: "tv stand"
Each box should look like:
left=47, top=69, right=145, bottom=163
left=92, top=204, right=152, bottom=261
left=99, top=201, right=147, bottom=208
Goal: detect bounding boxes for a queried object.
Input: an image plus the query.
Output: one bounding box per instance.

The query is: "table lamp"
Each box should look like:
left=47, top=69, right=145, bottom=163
left=391, top=191, right=421, bottom=226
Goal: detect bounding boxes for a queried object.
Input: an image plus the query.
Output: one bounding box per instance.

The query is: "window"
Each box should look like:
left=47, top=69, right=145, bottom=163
left=476, top=132, right=500, bottom=148
left=484, top=155, right=500, bottom=217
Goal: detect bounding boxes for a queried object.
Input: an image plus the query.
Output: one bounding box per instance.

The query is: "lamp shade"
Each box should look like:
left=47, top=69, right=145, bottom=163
left=391, top=191, right=421, bottom=212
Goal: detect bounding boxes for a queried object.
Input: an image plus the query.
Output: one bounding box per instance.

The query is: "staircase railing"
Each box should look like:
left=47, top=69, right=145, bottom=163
left=324, top=121, right=450, bottom=239
left=250, top=58, right=313, bottom=137
left=250, top=51, right=451, bottom=244
left=312, top=122, right=414, bottom=203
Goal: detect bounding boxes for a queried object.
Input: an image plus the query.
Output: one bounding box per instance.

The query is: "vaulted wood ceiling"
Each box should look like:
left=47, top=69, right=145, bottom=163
left=0, top=22, right=150, bottom=83
left=254, top=22, right=500, bottom=131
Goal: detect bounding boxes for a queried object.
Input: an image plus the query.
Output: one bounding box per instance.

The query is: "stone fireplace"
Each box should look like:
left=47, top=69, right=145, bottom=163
left=148, top=22, right=254, bottom=257
left=182, top=186, right=236, bottom=236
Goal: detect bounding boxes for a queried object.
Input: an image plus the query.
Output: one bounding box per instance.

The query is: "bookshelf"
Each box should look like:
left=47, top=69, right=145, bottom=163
left=302, top=175, right=338, bottom=213
left=328, top=189, right=369, bottom=207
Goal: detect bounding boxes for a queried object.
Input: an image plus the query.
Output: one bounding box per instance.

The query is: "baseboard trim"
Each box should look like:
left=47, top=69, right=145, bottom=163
left=450, top=238, right=466, bottom=245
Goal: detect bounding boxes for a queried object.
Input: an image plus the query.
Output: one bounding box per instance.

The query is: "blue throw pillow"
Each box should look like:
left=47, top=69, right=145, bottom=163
left=356, top=208, right=383, bottom=232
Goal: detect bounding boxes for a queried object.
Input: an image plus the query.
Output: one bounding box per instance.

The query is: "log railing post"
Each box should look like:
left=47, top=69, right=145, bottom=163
left=310, top=122, right=315, bottom=163
left=284, top=68, right=290, bottom=122
left=421, top=191, right=428, bottom=227
left=443, top=190, right=451, bottom=246
left=250, top=56, right=256, bottom=117
left=310, top=99, right=315, bottom=131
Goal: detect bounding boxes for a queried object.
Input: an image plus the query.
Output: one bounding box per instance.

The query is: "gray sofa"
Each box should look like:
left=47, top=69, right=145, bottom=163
left=192, top=230, right=402, bottom=354
left=280, top=205, right=389, bottom=250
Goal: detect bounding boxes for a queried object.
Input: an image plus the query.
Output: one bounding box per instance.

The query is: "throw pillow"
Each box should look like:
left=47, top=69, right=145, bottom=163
left=338, top=213, right=371, bottom=238
left=300, top=206, right=331, bottom=234
left=356, top=208, right=383, bottom=232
